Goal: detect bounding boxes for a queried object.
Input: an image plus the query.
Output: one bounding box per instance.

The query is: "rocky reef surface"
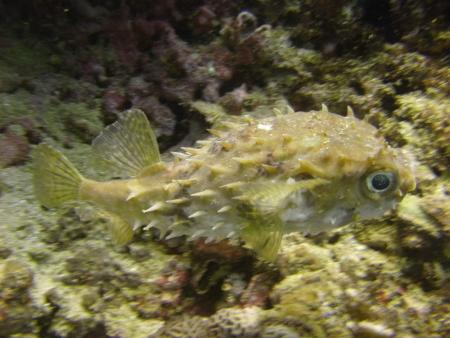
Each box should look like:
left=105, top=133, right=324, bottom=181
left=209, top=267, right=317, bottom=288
left=0, top=1, right=448, bottom=337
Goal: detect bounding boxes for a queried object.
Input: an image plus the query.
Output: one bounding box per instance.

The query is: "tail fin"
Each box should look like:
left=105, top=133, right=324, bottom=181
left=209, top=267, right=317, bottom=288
left=33, top=144, right=83, bottom=208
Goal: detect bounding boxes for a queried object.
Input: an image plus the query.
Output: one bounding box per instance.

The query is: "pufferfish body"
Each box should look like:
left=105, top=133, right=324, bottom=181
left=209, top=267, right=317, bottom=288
left=33, top=107, right=415, bottom=260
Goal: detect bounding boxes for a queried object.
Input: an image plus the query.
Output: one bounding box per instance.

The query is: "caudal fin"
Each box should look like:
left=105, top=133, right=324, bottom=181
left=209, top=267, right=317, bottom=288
left=33, top=144, right=83, bottom=208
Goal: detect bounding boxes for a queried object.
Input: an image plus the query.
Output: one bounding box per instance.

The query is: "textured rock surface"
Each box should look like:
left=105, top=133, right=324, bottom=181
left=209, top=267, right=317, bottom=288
left=0, top=1, right=448, bottom=337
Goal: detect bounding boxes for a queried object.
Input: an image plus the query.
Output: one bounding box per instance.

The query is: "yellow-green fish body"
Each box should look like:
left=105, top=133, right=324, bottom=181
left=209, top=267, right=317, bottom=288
left=33, top=108, right=415, bottom=260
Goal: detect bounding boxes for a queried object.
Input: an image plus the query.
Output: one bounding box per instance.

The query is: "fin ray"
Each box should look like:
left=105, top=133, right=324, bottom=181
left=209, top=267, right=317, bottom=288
left=92, top=109, right=160, bottom=177
left=33, top=144, right=83, bottom=208
left=98, top=211, right=133, bottom=245
left=241, top=212, right=284, bottom=262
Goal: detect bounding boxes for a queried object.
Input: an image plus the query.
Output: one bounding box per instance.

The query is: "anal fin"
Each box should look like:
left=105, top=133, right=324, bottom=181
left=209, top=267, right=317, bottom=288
left=98, top=211, right=133, bottom=245
left=92, top=109, right=161, bottom=178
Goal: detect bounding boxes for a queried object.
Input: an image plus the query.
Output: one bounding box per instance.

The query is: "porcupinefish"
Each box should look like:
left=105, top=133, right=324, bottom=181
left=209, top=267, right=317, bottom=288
left=33, top=107, right=415, bottom=261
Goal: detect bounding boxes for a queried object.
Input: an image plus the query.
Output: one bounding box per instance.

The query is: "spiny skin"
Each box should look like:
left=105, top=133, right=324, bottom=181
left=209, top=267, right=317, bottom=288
left=77, top=110, right=415, bottom=258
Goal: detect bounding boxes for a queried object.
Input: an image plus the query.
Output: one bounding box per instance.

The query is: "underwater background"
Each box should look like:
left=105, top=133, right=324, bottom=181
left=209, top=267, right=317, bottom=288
left=0, top=1, right=448, bottom=337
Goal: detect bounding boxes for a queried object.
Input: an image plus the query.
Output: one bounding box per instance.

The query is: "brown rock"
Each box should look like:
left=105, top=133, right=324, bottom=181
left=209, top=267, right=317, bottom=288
left=0, top=129, right=30, bottom=167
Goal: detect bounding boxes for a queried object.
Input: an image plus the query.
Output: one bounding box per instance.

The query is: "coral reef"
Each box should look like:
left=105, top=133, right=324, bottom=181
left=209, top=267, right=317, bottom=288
left=0, top=259, right=39, bottom=336
left=0, top=0, right=448, bottom=337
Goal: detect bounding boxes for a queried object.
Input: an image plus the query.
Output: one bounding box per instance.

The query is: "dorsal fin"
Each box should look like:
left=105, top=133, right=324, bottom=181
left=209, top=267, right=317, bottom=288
left=92, top=109, right=160, bottom=177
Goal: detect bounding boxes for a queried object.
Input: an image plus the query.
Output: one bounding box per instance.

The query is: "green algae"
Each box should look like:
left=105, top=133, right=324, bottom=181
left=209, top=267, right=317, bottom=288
left=0, top=30, right=53, bottom=96
left=0, top=92, right=35, bottom=125
left=41, top=101, right=104, bottom=143
left=254, top=27, right=321, bottom=90
left=0, top=35, right=52, bottom=77
left=0, top=36, right=52, bottom=95
left=0, top=90, right=103, bottom=144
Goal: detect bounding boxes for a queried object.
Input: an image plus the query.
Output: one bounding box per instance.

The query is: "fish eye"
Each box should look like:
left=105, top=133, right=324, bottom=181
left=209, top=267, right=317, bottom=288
left=365, top=171, right=396, bottom=194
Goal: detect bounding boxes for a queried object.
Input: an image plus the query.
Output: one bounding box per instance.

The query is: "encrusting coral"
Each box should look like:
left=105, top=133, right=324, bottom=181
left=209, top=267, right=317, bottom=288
left=0, top=0, right=448, bottom=337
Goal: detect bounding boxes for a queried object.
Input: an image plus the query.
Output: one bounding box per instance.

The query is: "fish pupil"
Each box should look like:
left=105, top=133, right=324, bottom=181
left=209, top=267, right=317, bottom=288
left=371, top=174, right=390, bottom=191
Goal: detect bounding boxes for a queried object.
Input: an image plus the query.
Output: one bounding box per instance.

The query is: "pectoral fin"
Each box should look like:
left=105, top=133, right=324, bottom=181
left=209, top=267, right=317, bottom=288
left=241, top=212, right=284, bottom=262
left=237, top=179, right=328, bottom=261
left=235, top=178, right=328, bottom=213
left=92, top=109, right=160, bottom=178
